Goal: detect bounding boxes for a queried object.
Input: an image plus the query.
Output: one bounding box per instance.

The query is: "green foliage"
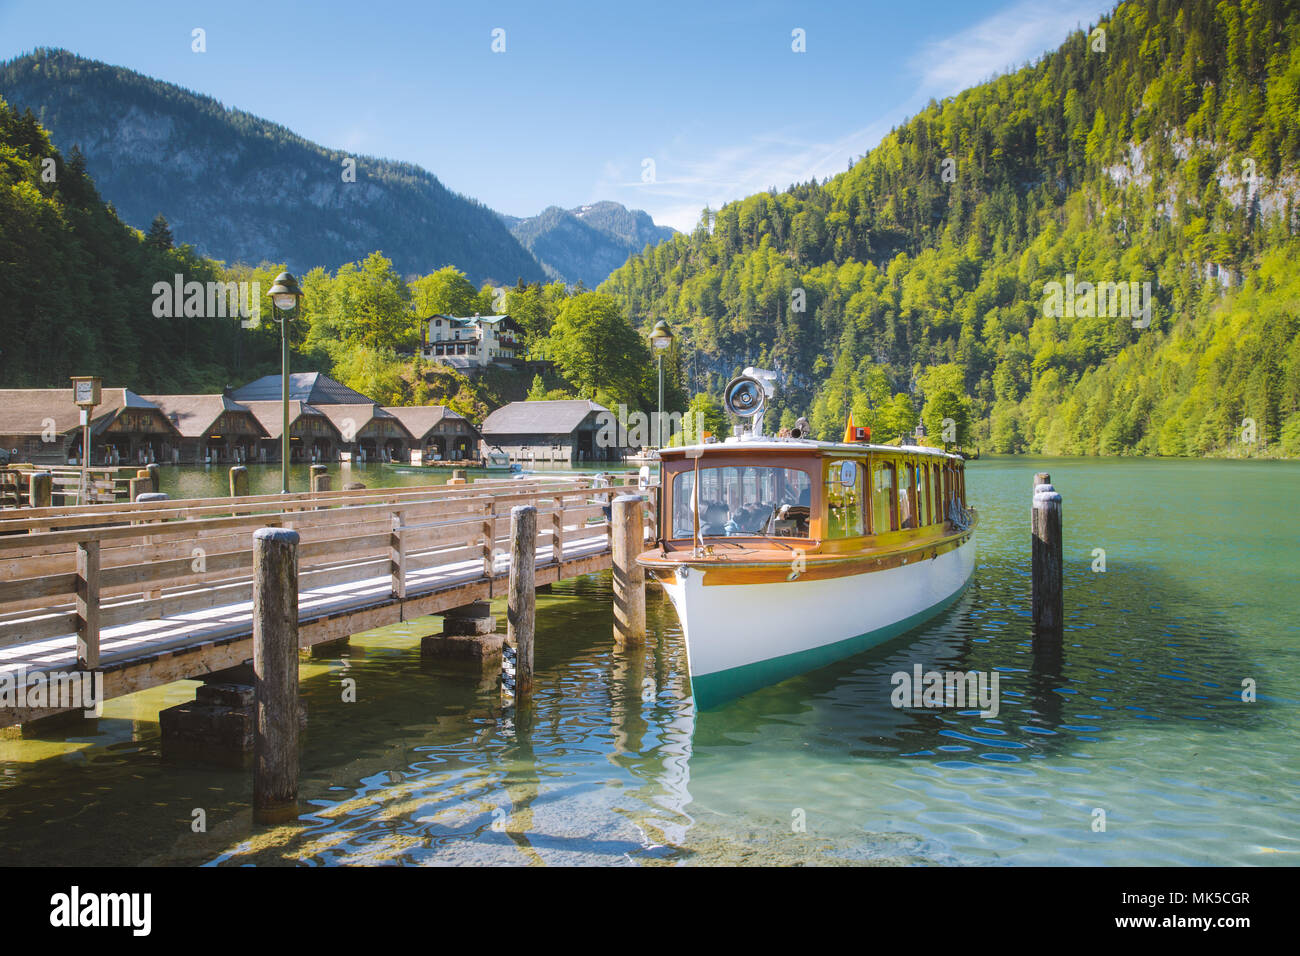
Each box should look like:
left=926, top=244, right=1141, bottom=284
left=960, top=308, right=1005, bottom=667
left=0, top=95, right=285, bottom=389
left=599, top=0, right=1300, bottom=458
left=547, top=292, right=652, bottom=410
left=411, top=266, right=494, bottom=319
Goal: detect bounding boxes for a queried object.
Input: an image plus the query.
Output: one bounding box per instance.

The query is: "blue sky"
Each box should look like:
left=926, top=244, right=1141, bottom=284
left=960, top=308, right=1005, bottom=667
left=0, top=0, right=1110, bottom=231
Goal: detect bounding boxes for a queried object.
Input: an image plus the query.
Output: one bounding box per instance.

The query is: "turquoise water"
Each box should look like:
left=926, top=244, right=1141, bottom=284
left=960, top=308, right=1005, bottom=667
left=1, top=457, right=1297, bottom=865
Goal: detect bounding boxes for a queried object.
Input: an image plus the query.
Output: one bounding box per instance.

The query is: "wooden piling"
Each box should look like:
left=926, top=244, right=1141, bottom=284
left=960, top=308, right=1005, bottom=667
left=147, top=462, right=160, bottom=494
left=129, top=477, right=150, bottom=501
left=230, top=465, right=249, bottom=497
left=1032, top=485, right=1063, bottom=631
left=75, top=539, right=100, bottom=670
left=252, top=527, right=300, bottom=825
left=28, top=471, right=51, bottom=509
left=508, top=505, right=537, bottom=698
left=310, top=464, right=330, bottom=493
left=612, top=494, right=646, bottom=645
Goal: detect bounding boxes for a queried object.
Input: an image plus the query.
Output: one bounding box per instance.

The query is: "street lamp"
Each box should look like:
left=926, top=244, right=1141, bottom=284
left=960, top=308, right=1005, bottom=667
left=648, top=319, right=674, bottom=449
left=267, top=271, right=302, bottom=494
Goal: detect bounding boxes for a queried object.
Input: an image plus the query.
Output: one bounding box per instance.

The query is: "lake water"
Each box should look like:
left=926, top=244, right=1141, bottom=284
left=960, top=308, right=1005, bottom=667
left=1, top=457, right=1297, bottom=866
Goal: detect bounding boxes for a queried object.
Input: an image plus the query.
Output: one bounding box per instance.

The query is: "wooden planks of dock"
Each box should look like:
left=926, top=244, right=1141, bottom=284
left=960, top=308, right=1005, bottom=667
left=0, top=475, right=658, bottom=727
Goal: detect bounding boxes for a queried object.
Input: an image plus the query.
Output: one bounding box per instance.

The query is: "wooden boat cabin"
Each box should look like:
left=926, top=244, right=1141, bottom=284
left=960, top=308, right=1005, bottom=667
left=651, top=440, right=970, bottom=570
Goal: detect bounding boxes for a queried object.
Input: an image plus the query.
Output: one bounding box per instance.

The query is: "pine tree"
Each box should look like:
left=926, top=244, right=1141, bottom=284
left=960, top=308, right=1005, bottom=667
left=145, top=213, right=173, bottom=250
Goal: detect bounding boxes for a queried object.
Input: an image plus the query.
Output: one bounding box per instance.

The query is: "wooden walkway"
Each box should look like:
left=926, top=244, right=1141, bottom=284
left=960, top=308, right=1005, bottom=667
left=0, top=476, right=654, bottom=726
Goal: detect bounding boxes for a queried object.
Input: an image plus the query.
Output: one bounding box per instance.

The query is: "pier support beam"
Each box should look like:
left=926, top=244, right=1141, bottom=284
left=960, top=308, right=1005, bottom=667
left=1032, top=483, right=1063, bottom=631
left=229, top=465, right=249, bottom=497
left=253, top=527, right=301, bottom=825
left=421, top=601, right=502, bottom=669
left=159, top=683, right=255, bottom=769
left=612, top=494, right=646, bottom=645
left=509, top=505, right=537, bottom=698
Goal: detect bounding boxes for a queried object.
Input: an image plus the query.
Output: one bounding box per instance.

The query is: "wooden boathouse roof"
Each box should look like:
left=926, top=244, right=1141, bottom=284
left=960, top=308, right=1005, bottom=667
left=141, top=394, right=268, bottom=439
left=239, top=400, right=339, bottom=440
left=381, top=405, right=471, bottom=441
left=480, top=400, right=608, bottom=436
left=230, top=372, right=375, bottom=405
left=0, top=388, right=178, bottom=437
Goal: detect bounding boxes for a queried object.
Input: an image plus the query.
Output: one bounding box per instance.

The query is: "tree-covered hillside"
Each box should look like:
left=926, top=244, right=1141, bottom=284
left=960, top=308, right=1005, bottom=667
left=0, top=95, right=286, bottom=389
left=0, top=49, right=546, bottom=286
left=601, top=0, right=1300, bottom=456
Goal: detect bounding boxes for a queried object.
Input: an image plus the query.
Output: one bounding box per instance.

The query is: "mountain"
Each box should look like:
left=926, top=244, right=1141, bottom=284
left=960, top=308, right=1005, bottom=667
left=0, top=95, right=284, bottom=390
left=505, top=201, right=675, bottom=286
left=601, top=0, right=1300, bottom=457
left=0, top=49, right=547, bottom=286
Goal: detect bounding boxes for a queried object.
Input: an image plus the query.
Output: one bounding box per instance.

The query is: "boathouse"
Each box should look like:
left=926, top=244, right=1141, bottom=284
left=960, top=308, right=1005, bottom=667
left=0, top=388, right=181, bottom=465
left=479, top=399, right=622, bottom=463
left=382, top=406, right=478, bottom=462
left=318, top=404, right=413, bottom=462
left=143, top=394, right=268, bottom=464
left=240, top=400, right=341, bottom=463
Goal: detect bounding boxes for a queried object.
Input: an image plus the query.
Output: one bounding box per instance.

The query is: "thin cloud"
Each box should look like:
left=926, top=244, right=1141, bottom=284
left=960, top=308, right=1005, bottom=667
left=913, top=0, right=1107, bottom=97
left=602, top=0, right=1107, bottom=232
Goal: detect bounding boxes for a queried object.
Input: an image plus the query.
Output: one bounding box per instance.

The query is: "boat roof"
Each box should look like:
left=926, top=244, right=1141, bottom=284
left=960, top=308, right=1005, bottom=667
left=658, top=438, right=963, bottom=461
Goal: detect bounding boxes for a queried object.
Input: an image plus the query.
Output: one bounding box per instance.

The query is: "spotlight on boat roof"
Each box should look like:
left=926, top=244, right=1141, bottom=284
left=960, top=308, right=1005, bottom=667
left=724, top=367, right=781, bottom=438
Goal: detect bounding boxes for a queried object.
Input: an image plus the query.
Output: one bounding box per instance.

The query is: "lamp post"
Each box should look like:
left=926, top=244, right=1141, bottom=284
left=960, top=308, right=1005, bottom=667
left=649, top=319, right=673, bottom=449
left=268, top=272, right=303, bottom=494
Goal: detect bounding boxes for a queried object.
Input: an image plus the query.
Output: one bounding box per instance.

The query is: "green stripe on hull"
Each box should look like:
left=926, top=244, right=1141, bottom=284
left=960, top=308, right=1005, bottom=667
left=690, top=576, right=973, bottom=710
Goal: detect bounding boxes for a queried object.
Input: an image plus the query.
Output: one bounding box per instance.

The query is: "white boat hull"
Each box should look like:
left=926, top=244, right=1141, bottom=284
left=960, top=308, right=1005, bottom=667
left=657, top=533, right=977, bottom=707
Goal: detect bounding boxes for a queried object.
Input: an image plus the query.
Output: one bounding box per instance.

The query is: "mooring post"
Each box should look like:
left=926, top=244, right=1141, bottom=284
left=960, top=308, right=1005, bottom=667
left=147, top=462, right=160, bottom=494
left=509, top=505, right=537, bottom=698
left=1032, top=483, right=1063, bottom=631
left=310, top=463, right=330, bottom=493
left=612, top=494, right=646, bottom=645
left=230, top=465, right=249, bottom=497
left=28, top=471, right=51, bottom=509
left=252, top=527, right=300, bottom=825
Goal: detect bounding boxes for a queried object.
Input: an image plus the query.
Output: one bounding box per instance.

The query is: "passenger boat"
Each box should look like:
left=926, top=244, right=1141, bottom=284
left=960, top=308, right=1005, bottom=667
left=637, top=369, right=977, bottom=708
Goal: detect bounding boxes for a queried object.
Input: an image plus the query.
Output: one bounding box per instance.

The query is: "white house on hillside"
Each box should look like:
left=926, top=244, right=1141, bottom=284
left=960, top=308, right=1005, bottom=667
left=420, top=314, right=524, bottom=369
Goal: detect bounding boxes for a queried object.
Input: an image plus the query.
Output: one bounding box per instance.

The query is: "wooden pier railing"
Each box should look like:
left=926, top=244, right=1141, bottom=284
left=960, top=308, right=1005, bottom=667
left=0, top=476, right=658, bottom=726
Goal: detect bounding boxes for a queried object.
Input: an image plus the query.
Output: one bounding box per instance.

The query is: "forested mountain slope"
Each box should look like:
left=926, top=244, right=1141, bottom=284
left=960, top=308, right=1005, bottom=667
left=0, top=49, right=546, bottom=285
left=0, top=95, right=284, bottom=390
left=601, top=0, right=1300, bottom=455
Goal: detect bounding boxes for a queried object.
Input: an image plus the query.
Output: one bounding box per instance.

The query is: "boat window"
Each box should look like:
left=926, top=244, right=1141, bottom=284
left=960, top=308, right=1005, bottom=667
left=920, top=463, right=929, bottom=525
left=872, top=461, right=897, bottom=533
left=899, top=463, right=916, bottom=529
left=671, top=465, right=813, bottom=539
left=825, top=459, right=864, bottom=538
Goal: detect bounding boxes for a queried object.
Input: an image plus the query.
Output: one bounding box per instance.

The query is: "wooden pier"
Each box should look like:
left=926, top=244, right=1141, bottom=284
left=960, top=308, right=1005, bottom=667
left=0, top=475, right=656, bottom=728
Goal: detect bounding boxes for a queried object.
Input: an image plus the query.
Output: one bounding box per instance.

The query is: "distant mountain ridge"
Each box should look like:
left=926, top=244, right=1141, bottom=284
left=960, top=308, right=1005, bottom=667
left=503, top=201, right=675, bottom=286
left=0, top=49, right=546, bottom=285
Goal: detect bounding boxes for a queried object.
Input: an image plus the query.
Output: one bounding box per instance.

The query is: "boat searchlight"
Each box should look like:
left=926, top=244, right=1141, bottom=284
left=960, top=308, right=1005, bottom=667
left=724, top=367, right=780, bottom=438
